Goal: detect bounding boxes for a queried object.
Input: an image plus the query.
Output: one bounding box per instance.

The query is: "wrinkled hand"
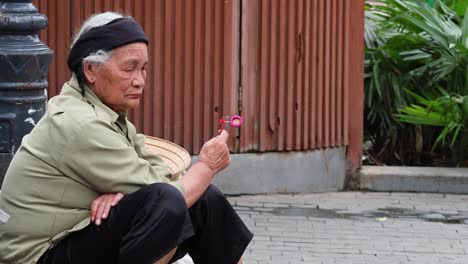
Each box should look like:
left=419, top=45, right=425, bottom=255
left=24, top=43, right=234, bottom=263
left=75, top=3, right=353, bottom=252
left=198, top=130, right=230, bottom=175
left=90, top=193, right=124, bottom=225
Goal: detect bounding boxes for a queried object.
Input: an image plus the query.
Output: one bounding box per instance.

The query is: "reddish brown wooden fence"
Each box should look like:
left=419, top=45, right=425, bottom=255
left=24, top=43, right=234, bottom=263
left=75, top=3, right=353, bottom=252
left=33, top=0, right=364, bottom=170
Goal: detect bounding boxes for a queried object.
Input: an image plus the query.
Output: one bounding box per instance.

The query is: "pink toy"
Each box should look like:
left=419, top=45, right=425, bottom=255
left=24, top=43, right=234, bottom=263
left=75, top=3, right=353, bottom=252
left=218, top=115, right=243, bottom=133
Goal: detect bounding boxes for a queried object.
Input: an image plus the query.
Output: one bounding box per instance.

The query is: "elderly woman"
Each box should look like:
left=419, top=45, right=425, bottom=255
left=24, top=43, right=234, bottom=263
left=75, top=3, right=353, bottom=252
left=0, top=12, right=252, bottom=264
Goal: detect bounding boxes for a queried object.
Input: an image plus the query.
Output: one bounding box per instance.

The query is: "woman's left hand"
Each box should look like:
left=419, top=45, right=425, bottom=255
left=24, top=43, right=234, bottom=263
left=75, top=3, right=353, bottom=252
left=90, top=193, right=124, bottom=225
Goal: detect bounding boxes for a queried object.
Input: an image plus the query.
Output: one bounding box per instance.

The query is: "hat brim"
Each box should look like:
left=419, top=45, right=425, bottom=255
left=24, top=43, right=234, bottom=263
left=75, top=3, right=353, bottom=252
left=144, top=135, right=192, bottom=177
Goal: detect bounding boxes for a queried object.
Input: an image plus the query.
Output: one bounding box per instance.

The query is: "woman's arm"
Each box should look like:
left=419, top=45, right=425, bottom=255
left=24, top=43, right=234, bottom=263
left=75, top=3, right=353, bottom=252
left=61, top=119, right=181, bottom=194
left=88, top=130, right=230, bottom=222
left=181, top=130, right=230, bottom=208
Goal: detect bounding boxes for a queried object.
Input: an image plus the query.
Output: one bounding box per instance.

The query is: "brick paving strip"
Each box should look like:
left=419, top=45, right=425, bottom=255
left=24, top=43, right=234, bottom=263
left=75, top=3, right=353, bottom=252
left=227, top=192, right=468, bottom=264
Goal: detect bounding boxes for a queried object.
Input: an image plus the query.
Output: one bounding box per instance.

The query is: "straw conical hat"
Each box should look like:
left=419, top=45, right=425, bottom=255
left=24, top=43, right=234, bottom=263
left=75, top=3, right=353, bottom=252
left=144, top=136, right=192, bottom=177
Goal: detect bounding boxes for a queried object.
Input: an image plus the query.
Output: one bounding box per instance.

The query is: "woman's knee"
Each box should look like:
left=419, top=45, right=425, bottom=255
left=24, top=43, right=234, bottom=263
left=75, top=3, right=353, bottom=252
left=198, top=184, right=227, bottom=206
left=137, top=183, right=187, bottom=216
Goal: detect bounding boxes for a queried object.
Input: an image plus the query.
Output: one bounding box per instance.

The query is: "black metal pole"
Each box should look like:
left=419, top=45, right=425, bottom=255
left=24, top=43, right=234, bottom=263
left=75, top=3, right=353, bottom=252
left=0, top=0, right=53, bottom=188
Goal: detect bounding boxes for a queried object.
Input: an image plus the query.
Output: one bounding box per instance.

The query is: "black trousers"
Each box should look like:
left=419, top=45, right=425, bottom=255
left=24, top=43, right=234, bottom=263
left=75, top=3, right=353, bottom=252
left=38, top=183, right=253, bottom=264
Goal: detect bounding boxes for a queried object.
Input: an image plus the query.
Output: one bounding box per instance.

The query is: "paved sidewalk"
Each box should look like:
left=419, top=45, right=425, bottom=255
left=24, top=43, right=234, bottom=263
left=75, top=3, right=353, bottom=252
left=228, top=192, right=468, bottom=264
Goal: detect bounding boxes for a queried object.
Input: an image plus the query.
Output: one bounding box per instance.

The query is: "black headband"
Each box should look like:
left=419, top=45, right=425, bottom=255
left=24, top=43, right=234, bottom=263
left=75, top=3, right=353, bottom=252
left=67, top=17, right=149, bottom=95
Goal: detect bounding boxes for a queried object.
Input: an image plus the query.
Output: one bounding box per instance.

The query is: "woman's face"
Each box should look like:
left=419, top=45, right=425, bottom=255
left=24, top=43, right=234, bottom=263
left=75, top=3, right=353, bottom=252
left=86, top=42, right=148, bottom=113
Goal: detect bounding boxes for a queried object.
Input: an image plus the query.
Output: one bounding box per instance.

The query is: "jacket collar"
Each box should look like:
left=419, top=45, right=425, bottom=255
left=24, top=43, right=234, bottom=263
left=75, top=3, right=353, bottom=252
left=61, top=76, right=121, bottom=123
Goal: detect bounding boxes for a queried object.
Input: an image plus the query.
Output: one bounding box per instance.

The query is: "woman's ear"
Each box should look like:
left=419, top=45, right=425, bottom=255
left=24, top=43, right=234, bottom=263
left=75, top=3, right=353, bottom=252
left=82, top=61, right=97, bottom=84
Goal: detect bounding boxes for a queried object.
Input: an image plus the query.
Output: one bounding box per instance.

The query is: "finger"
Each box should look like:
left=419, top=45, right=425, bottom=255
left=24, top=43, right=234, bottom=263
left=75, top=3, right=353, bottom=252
left=102, top=199, right=112, bottom=219
left=95, top=200, right=107, bottom=225
left=90, top=199, right=100, bottom=222
left=217, top=130, right=229, bottom=143
left=111, top=193, right=124, bottom=206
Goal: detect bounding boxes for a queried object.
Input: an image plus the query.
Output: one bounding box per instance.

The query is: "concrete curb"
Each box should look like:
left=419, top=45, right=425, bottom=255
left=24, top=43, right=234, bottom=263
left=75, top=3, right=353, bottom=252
left=360, top=165, right=468, bottom=194
left=209, top=147, right=347, bottom=195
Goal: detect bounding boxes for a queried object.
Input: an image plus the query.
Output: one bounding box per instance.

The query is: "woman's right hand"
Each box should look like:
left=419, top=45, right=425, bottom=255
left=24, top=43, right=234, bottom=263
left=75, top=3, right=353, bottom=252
left=198, top=130, right=230, bottom=175
left=90, top=193, right=124, bottom=225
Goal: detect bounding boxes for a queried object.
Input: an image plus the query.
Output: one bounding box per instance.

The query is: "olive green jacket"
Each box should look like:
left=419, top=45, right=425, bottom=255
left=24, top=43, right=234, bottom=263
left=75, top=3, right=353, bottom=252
left=0, top=78, right=184, bottom=264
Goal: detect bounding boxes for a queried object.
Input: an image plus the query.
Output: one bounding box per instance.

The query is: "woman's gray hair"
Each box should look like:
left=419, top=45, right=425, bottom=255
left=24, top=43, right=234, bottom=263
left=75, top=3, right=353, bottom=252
left=71, top=12, right=125, bottom=67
